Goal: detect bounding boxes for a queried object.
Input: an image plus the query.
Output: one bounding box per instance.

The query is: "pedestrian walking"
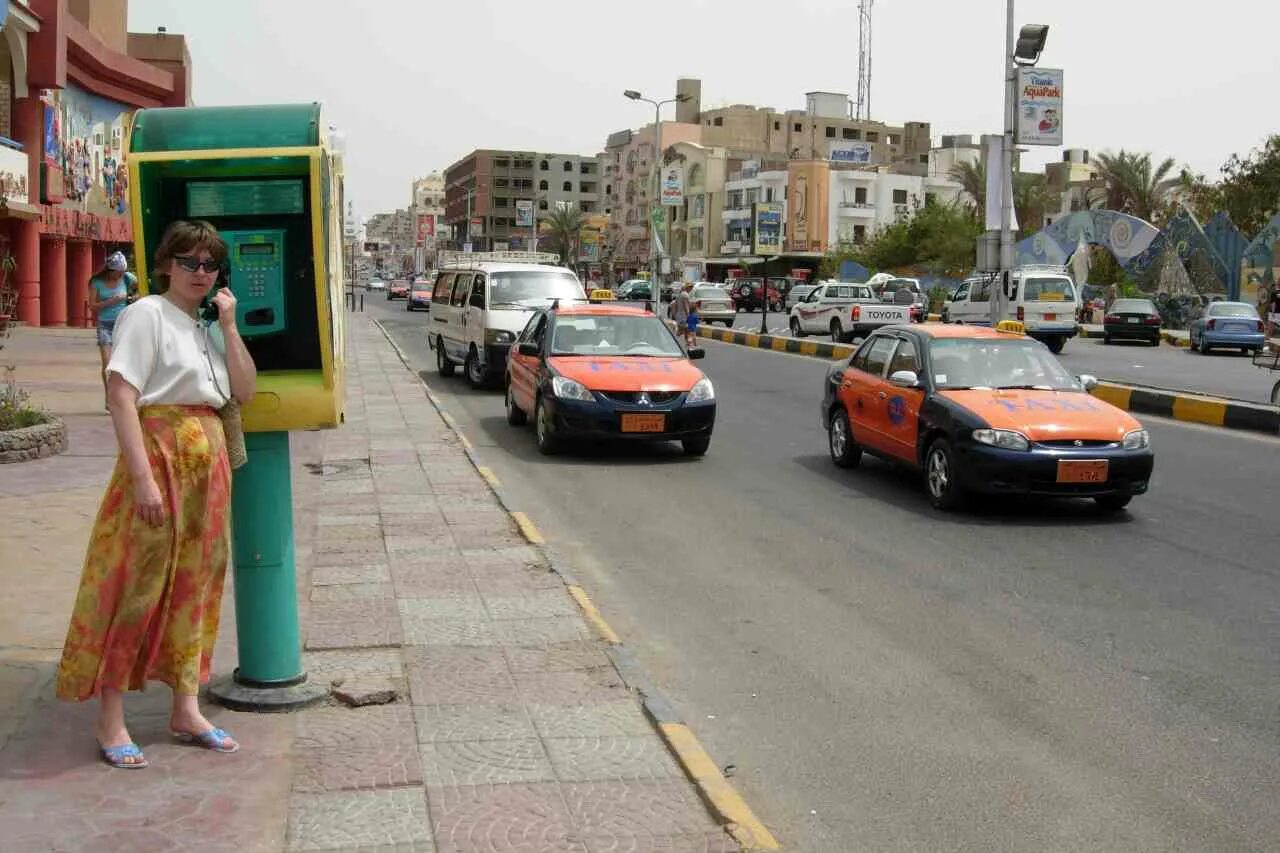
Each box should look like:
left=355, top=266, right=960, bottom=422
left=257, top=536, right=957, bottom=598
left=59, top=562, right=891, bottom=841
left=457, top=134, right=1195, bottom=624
left=87, top=251, right=137, bottom=410
left=671, top=282, right=697, bottom=348
left=55, top=220, right=256, bottom=769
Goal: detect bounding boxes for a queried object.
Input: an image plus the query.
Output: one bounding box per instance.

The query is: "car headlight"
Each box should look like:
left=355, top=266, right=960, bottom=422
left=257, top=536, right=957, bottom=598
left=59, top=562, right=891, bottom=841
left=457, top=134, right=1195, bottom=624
left=972, top=428, right=1030, bottom=451
left=1122, top=429, right=1150, bottom=450
left=551, top=375, right=593, bottom=401
left=687, top=377, right=715, bottom=403
left=485, top=329, right=515, bottom=345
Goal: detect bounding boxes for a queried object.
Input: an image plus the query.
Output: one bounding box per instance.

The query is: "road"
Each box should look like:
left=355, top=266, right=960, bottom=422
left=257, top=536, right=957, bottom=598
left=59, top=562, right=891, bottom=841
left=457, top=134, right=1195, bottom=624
left=371, top=297, right=1280, bottom=852
left=719, top=310, right=1279, bottom=405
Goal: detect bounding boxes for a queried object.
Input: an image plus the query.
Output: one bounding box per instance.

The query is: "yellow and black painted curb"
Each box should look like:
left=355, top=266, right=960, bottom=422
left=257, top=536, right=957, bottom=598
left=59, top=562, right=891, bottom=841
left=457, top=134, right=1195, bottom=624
left=372, top=318, right=781, bottom=851
left=688, top=321, right=1278, bottom=435
left=1077, top=326, right=1190, bottom=348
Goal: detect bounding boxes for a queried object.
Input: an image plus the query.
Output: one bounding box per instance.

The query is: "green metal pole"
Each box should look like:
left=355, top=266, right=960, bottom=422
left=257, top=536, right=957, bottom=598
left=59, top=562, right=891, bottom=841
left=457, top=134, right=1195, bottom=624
left=229, top=430, right=301, bottom=685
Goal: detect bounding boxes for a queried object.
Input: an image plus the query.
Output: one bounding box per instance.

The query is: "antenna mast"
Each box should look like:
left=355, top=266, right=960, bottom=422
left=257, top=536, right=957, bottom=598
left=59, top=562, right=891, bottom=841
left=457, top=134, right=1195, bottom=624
left=855, top=0, right=875, bottom=120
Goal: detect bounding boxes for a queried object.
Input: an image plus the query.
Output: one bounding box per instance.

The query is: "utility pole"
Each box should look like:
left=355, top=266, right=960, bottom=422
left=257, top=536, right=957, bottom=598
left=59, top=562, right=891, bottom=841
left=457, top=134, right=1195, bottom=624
left=996, top=0, right=1016, bottom=326
left=625, top=89, right=691, bottom=315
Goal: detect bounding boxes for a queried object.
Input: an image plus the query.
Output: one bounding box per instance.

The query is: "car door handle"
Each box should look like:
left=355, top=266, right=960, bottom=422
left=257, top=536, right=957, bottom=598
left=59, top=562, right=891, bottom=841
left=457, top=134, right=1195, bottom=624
left=878, top=391, right=888, bottom=399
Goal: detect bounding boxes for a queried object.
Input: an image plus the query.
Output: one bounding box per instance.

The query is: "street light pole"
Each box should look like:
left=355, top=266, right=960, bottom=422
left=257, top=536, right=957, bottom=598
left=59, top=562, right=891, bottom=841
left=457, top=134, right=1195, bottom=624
left=624, top=89, right=690, bottom=316
left=996, top=0, right=1016, bottom=326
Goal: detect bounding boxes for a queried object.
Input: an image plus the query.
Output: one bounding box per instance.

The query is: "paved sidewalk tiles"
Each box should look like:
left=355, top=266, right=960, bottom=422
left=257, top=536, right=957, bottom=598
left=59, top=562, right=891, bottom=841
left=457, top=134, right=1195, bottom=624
left=0, top=317, right=739, bottom=852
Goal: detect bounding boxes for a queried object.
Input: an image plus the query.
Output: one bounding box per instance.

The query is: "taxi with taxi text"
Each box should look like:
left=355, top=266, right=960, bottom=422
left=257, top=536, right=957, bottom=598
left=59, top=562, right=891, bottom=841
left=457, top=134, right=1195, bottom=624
left=820, top=324, right=1154, bottom=511
left=505, top=302, right=716, bottom=455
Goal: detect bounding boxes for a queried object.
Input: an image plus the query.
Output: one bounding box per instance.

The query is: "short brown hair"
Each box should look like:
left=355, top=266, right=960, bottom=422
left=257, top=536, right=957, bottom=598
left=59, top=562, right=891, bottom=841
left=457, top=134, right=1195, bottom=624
left=151, top=220, right=228, bottom=292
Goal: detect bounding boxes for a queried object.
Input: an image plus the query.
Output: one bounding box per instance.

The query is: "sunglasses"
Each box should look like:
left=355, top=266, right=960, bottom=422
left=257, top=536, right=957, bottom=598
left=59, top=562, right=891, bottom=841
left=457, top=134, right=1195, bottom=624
left=174, top=255, right=222, bottom=274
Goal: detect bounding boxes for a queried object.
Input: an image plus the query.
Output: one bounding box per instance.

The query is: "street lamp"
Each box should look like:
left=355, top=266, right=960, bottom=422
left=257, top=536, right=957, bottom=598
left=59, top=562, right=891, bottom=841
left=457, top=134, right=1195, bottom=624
left=623, top=89, right=691, bottom=316
left=995, top=2, right=1049, bottom=324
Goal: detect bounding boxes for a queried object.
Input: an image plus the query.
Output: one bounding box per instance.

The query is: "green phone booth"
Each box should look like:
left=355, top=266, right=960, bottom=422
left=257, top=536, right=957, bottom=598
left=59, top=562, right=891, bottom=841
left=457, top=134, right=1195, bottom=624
left=128, top=104, right=347, bottom=710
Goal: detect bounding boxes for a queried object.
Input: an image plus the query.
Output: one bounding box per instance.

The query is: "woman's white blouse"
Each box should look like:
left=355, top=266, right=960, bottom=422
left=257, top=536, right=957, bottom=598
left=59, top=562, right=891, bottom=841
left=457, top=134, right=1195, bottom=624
left=106, top=295, right=231, bottom=408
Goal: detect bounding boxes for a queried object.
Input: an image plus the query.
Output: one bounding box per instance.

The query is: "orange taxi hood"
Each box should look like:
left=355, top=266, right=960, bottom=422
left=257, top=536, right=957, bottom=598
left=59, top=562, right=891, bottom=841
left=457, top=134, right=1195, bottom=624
left=548, top=356, right=704, bottom=392
left=939, top=389, right=1142, bottom=442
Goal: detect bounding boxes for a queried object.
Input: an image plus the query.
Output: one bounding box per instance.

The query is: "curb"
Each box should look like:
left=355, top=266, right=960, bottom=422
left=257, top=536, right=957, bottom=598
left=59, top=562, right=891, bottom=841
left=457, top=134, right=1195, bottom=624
left=370, top=319, right=780, bottom=851
left=1077, top=326, right=1190, bottom=347
left=691, top=321, right=1278, bottom=436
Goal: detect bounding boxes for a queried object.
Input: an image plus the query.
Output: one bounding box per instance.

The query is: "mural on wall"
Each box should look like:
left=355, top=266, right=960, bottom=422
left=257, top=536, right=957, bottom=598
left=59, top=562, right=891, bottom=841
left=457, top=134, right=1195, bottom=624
left=42, top=85, right=132, bottom=218
left=1016, top=210, right=1166, bottom=280
left=1241, top=213, right=1280, bottom=314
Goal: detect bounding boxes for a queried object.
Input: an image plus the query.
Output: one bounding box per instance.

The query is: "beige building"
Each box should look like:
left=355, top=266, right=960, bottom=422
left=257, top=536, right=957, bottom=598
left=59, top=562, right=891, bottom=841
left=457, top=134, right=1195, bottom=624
left=1044, top=149, right=1102, bottom=227
left=411, top=172, right=446, bottom=266
left=665, top=142, right=729, bottom=280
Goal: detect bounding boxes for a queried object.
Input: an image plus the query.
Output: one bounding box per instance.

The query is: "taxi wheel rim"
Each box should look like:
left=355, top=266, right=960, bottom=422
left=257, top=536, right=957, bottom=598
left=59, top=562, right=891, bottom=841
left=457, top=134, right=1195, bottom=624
left=536, top=402, right=549, bottom=444
left=831, top=415, right=848, bottom=457
left=927, top=449, right=949, bottom=498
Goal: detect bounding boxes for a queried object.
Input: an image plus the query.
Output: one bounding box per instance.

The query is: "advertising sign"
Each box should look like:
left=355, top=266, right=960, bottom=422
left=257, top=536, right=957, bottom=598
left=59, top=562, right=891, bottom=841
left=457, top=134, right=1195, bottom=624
left=416, top=214, right=434, bottom=244
left=0, top=146, right=30, bottom=204
left=515, top=199, right=534, bottom=227
left=660, top=165, right=684, bottom=206
left=786, top=160, right=830, bottom=252
left=41, top=85, right=132, bottom=215
left=469, top=217, right=483, bottom=237
left=829, top=141, right=873, bottom=164
left=1016, top=68, right=1063, bottom=146
left=753, top=202, right=784, bottom=256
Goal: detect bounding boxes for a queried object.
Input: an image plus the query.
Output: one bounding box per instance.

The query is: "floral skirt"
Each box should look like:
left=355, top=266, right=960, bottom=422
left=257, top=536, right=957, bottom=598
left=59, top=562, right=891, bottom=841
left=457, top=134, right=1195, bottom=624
left=56, top=405, right=231, bottom=701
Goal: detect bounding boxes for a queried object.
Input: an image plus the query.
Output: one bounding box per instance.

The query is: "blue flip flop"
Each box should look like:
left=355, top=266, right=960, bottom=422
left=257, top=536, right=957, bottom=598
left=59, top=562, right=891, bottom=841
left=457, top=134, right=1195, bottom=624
left=99, top=741, right=148, bottom=769
left=170, top=727, right=239, bottom=753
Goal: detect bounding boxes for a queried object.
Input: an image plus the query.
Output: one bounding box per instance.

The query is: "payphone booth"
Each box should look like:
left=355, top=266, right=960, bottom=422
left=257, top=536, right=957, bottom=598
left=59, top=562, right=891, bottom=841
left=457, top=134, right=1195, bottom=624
left=128, top=103, right=347, bottom=709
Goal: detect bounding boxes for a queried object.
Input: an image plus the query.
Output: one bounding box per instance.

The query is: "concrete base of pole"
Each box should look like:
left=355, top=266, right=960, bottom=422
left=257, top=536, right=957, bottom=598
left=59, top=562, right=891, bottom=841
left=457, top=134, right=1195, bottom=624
left=207, top=670, right=330, bottom=713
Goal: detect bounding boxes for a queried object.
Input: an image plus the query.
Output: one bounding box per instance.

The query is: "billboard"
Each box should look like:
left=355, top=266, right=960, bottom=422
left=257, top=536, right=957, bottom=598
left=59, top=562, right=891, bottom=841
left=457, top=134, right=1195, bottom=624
left=753, top=202, right=783, bottom=256
left=515, top=199, right=534, bottom=227
left=416, top=214, right=435, bottom=244
left=829, top=142, right=873, bottom=164
left=1016, top=68, right=1063, bottom=146
left=41, top=84, right=132, bottom=216
left=786, top=161, right=830, bottom=252
left=661, top=165, right=684, bottom=206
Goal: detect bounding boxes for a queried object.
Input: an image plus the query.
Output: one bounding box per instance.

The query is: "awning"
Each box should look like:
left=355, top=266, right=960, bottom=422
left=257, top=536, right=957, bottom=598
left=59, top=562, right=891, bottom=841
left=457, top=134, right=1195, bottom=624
left=0, top=200, right=42, bottom=221
left=705, top=256, right=764, bottom=265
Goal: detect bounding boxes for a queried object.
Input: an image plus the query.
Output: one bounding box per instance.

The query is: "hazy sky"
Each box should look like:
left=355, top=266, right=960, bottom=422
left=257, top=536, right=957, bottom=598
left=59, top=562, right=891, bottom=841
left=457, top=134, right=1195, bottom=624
left=131, top=0, right=1279, bottom=218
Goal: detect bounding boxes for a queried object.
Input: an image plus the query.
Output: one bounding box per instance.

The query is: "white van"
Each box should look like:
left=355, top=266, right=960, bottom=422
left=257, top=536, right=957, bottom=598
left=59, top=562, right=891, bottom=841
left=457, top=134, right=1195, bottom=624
left=944, top=266, right=1079, bottom=353
left=429, top=255, right=586, bottom=388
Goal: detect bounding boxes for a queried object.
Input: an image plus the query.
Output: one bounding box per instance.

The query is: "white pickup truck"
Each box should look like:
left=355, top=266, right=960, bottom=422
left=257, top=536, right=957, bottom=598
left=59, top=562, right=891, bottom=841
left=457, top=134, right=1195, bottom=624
left=788, top=282, right=914, bottom=342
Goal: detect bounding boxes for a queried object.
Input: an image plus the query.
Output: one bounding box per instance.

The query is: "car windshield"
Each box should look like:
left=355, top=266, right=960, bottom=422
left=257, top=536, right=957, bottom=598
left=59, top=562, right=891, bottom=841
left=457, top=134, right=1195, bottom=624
left=1208, top=303, right=1257, bottom=318
left=551, top=314, right=684, bottom=357
left=929, top=337, right=1079, bottom=391
left=1021, top=277, right=1076, bottom=301
left=1113, top=299, right=1154, bottom=313
left=412, top=284, right=431, bottom=292
left=489, top=271, right=585, bottom=307
left=693, top=286, right=725, bottom=298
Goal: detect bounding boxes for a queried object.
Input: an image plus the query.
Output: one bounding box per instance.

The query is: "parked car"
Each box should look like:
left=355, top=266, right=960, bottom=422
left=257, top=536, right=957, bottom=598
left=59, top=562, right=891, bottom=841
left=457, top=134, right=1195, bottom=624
left=728, top=278, right=783, bottom=312
left=1102, top=298, right=1161, bottom=345
left=388, top=280, right=410, bottom=300
left=945, top=268, right=1079, bottom=353
left=616, top=280, right=654, bottom=302
left=691, top=284, right=735, bottom=327
left=789, top=282, right=913, bottom=341
left=872, top=276, right=927, bottom=322
left=367, top=279, right=386, bottom=291
left=430, top=260, right=587, bottom=388
left=407, top=280, right=433, bottom=311
left=1189, top=301, right=1266, bottom=354
left=786, top=283, right=821, bottom=310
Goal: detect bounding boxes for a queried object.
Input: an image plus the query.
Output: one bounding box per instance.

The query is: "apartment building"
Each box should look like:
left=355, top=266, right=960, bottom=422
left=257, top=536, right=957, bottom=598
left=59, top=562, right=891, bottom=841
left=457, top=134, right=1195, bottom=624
left=443, top=149, right=604, bottom=252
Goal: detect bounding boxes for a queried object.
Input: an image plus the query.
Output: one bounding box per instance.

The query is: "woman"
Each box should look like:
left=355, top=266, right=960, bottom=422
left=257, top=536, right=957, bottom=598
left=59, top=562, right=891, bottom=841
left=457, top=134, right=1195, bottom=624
left=56, top=220, right=256, bottom=769
left=87, top=251, right=137, bottom=409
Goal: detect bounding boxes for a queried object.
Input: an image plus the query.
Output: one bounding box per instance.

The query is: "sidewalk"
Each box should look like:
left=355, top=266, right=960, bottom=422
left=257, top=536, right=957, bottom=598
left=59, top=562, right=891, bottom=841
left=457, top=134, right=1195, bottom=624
left=0, top=318, right=744, bottom=852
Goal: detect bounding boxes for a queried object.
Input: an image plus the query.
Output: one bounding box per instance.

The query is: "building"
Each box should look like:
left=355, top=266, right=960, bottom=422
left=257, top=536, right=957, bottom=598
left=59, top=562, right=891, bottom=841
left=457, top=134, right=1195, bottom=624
left=0, top=0, right=192, bottom=327
left=411, top=171, right=444, bottom=268
left=443, top=149, right=604, bottom=253
left=1044, top=149, right=1101, bottom=227
left=665, top=141, right=728, bottom=282
left=365, top=208, right=416, bottom=274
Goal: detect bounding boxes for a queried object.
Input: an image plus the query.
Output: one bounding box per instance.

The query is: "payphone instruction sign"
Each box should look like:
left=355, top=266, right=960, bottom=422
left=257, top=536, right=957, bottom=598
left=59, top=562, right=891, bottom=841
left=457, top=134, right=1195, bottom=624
left=188, top=180, right=305, bottom=217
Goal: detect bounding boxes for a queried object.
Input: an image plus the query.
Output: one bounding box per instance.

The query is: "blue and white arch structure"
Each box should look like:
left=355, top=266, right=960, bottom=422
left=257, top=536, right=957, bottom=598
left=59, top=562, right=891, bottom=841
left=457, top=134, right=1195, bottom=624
left=1016, top=210, right=1167, bottom=280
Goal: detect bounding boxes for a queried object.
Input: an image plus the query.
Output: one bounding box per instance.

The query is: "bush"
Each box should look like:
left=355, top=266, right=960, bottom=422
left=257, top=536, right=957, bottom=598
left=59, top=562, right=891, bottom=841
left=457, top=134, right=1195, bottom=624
left=0, top=368, right=48, bottom=431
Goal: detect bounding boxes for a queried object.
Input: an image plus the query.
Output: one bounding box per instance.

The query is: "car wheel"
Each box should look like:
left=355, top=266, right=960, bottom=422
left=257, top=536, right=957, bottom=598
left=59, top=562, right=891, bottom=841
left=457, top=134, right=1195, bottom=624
left=464, top=348, right=487, bottom=389
left=1095, top=494, right=1132, bottom=512
left=1046, top=336, right=1066, bottom=354
left=828, top=408, right=862, bottom=469
left=925, top=438, right=965, bottom=511
left=830, top=319, right=845, bottom=343
left=682, top=435, right=711, bottom=456
left=505, top=382, right=527, bottom=426
left=1271, top=379, right=1280, bottom=406
left=723, top=320, right=734, bottom=328
left=534, top=396, right=559, bottom=455
left=1103, top=333, right=1112, bottom=345
left=436, top=338, right=456, bottom=377
left=790, top=317, right=806, bottom=338
left=1200, top=339, right=1213, bottom=355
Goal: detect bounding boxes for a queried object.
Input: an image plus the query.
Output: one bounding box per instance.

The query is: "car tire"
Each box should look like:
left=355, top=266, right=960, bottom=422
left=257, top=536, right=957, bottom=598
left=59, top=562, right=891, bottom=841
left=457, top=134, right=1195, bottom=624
left=505, top=382, right=527, bottom=426
left=681, top=435, right=711, bottom=456
left=436, top=338, right=456, bottom=377
left=1200, top=339, right=1213, bottom=355
left=790, top=317, right=806, bottom=338
left=464, top=348, right=487, bottom=389
left=828, top=407, right=862, bottom=469
left=1103, top=333, right=1112, bottom=345
left=1095, top=494, right=1132, bottom=512
left=924, top=437, right=965, bottom=511
left=830, top=319, right=845, bottom=343
left=534, top=396, right=559, bottom=455
left=1046, top=336, right=1066, bottom=354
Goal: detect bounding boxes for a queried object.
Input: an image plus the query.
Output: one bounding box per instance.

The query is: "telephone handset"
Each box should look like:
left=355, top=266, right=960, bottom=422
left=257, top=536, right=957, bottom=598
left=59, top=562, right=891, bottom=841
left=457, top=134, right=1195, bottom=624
left=198, top=269, right=229, bottom=324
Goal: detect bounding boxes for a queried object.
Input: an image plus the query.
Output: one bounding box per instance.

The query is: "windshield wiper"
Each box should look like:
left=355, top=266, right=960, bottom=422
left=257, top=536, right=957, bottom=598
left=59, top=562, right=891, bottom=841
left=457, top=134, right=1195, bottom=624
left=490, top=301, right=526, bottom=310
left=994, top=384, right=1057, bottom=391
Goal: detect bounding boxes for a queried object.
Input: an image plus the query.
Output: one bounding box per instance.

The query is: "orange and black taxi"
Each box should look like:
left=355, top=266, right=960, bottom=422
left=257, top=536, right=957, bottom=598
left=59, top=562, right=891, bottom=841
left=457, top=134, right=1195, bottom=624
left=504, top=301, right=715, bottom=455
left=820, top=324, right=1154, bottom=511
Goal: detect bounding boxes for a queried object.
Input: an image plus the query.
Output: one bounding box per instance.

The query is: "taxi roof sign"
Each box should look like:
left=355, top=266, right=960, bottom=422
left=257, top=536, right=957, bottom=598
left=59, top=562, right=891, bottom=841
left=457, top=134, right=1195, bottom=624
left=995, top=320, right=1027, bottom=335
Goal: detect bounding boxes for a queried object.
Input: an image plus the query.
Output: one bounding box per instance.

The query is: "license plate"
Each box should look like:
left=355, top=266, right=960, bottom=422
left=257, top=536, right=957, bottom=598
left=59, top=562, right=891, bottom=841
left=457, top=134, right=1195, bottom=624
left=1127, top=317, right=1139, bottom=323
left=1044, top=313, right=1056, bottom=321
left=621, top=413, right=666, bottom=433
left=1057, top=459, right=1108, bottom=483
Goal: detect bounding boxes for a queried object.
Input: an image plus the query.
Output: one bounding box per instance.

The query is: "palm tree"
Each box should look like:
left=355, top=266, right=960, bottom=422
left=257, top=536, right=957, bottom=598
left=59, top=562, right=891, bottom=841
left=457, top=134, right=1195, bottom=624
left=1089, top=150, right=1179, bottom=222
left=541, top=205, right=586, bottom=266
left=949, top=159, right=986, bottom=219
left=1013, top=173, right=1049, bottom=238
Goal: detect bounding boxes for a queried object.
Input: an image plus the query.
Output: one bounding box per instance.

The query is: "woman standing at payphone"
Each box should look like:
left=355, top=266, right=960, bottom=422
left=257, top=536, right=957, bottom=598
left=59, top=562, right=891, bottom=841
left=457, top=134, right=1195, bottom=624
left=55, top=220, right=257, bottom=769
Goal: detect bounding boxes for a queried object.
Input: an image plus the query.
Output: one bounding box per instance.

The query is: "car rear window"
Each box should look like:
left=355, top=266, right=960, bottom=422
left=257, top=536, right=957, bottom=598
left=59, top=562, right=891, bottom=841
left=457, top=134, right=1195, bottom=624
left=1209, top=303, right=1257, bottom=318
left=1021, top=277, right=1076, bottom=302
left=1112, top=299, right=1154, bottom=313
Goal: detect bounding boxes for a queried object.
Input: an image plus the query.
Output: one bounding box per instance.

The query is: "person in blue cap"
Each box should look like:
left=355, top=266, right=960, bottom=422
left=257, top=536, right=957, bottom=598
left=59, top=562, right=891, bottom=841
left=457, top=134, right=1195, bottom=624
left=88, top=251, right=137, bottom=409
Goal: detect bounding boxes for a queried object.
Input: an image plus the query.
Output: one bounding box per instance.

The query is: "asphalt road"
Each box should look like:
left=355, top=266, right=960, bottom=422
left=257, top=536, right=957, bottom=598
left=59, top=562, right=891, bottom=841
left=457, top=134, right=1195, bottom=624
left=371, top=297, right=1280, bottom=852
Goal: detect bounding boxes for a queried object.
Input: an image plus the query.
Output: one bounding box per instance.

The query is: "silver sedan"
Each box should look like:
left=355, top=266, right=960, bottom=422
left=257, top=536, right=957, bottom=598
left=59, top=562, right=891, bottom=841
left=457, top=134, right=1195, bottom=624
left=691, top=284, right=736, bottom=327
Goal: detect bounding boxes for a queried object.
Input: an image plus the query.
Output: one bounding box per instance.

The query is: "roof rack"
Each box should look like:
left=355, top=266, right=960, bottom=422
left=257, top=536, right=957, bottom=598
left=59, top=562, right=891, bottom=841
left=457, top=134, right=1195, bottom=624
left=1014, top=263, right=1070, bottom=275
left=436, top=250, right=561, bottom=267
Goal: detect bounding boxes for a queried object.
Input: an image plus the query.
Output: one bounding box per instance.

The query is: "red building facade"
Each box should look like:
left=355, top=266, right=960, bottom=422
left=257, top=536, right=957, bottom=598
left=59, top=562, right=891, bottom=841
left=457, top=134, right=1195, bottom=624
left=1, top=0, right=191, bottom=327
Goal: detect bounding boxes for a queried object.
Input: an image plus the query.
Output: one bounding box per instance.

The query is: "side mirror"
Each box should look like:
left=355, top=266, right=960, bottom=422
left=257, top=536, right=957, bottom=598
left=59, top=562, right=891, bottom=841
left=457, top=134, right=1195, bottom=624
left=1078, top=374, right=1099, bottom=391
left=888, top=370, right=919, bottom=388
left=518, top=342, right=540, bottom=357
left=687, top=347, right=706, bottom=360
